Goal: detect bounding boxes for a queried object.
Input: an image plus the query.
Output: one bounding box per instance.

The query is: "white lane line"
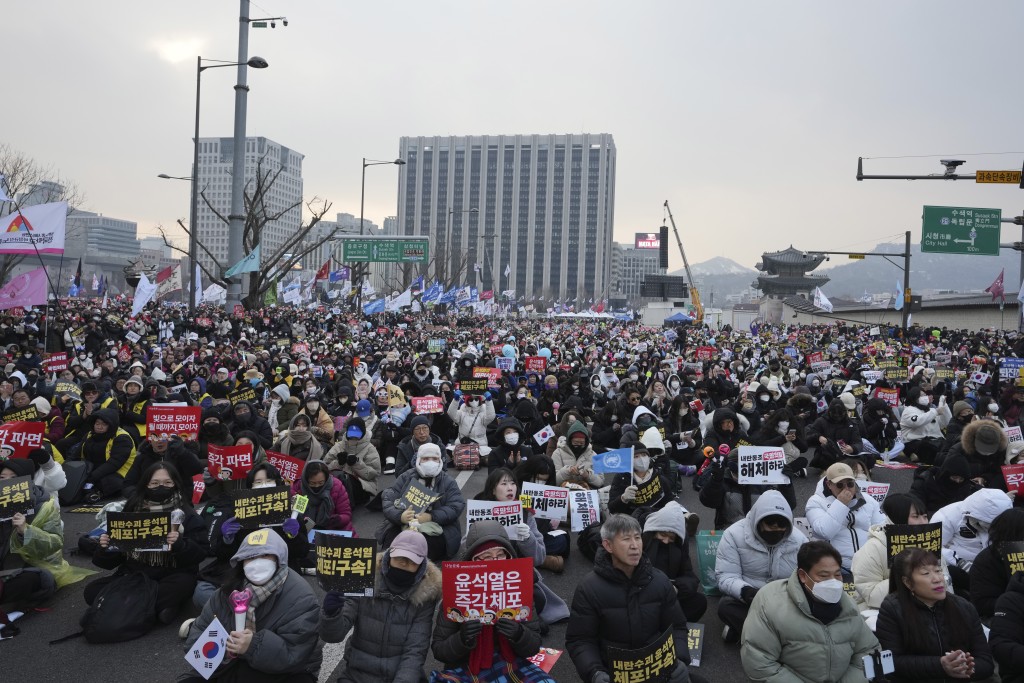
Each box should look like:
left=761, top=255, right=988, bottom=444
left=319, top=634, right=350, bottom=683
left=455, top=468, right=475, bottom=489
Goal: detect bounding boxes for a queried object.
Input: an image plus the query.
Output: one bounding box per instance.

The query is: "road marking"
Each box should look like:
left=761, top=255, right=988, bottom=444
left=455, top=468, right=475, bottom=489
left=319, top=633, right=350, bottom=682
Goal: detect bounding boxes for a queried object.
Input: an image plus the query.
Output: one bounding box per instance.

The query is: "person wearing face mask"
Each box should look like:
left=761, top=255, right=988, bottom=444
left=552, top=421, right=604, bottom=488
left=88, top=463, right=209, bottom=629
left=488, top=417, right=534, bottom=472
left=319, top=530, right=443, bottom=683
left=271, top=414, right=324, bottom=463
left=180, top=528, right=320, bottom=682
left=323, top=417, right=381, bottom=507
left=75, top=407, right=137, bottom=503
left=998, top=383, right=1024, bottom=427
left=805, top=463, right=886, bottom=570
left=447, top=389, right=496, bottom=450
left=741, top=541, right=879, bottom=682
left=228, top=401, right=273, bottom=450
left=911, top=452, right=981, bottom=516
left=291, top=460, right=353, bottom=536
left=981, top=396, right=1007, bottom=426
left=641, top=501, right=707, bottom=622
left=931, top=487, right=1013, bottom=596
left=860, top=397, right=905, bottom=461
left=378, top=443, right=466, bottom=561
left=900, top=386, right=951, bottom=465
left=267, top=384, right=298, bottom=437
left=663, top=394, right=704, bottom=469
left=608, top=445, right=672, bottom=515
left=299, top=393, right=335, bottom=444
left=967, top=508, right=1024, bottom=620
left=807, top=395, right=865, bottom=471
left=123, top=434, right=203, bottom=501
left=936, top=400, right=978, bottom=461
left=941, top=418, right=1008, bottom=489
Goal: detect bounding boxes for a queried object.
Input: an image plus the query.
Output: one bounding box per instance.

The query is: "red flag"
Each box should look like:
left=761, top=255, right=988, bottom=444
left=594, top=299, right=605, bottom=313
left=155, top=265, right=174, bottom=283
left=315, top=260, right=330, bottom=281
left=985, top=268, right=1005, bottom=302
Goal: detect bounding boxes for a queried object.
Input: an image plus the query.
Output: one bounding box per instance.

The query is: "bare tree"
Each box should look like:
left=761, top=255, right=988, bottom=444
left=158, top=154, right=334, bottom=309
left=0, top=144, right=85, bottom=283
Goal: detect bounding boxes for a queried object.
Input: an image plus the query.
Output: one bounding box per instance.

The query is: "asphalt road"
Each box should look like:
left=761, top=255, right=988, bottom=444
left=2, top=462, right=916, bottom=683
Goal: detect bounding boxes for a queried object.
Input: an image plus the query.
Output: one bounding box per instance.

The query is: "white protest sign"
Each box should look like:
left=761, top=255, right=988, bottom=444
left=569, top=489, right=601, bottom=532
left=125, top=330, right=141, bottom=343
left=811, top=361, right=832, bottom=374
left=869, top=326, right=880, bottom=336
left=1005, top=426, right=1024, bottom=446
left=861, top=482, right=890, bottom=505
left=861, top=370, right=884, bottom=384
left=521, top=482, right=569, bottom=522
left=737, top=446, right=789, bottom=485
left=185, top=616, right=228, bottom=680
left=466, top=500, right=523, bottom=539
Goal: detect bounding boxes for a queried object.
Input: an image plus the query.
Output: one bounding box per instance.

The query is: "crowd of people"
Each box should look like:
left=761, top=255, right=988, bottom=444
left=4, top=297, right=1024, bottom=681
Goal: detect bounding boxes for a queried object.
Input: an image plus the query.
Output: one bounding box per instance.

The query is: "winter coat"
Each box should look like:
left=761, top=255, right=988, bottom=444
left=702, top=407, right=750, bottom=453
left=943, top=418, right=1009, bottom=489
left=860, top=398, right=900, bottom=452
left=808, top=400, right=864, bottom=456
left=323, top=431, right=382, bottom=496
left=876, top=592, right=994, bottom=683
left=990, top=572, right=1024, bottom=683
left=715, top=490, right=807, bottom=599
left=851, top=524, right=954, bottom=611
left=805, top=482, right=885, bottom=568
left=488, top=416, right=534, bottom=472
left=79, top=408, right=137, bottom=481
left=909, top=453, right=980, bottom=516
left=320, top=552, right=443, bottom=683
left=290, top=470, right=353, bottom=533
left=185, top=569, right=321, bottom=678
left=275, top=396, right=300, bottom=433
left=608, top=469, right=672, bottom=515
left=643, top=502, right=702, bottom=597
left=123, top=436, right=203, bottom=498
left=379, top=469, right=466, bottom=559
left=447, top=397, right=495, bottom=447
left=900, top=403, right=952, bottom=442
left=93, top=504, right=209, bottom=578
left=551, top=422, right=603, bottom=488
left=932, top=488, right=1013, bottom=566
left=969, top=544, right=1011, bottom=619
left=229, top=401, right=274, bottom=449
left=395, top=433, right=447, bottom=476
left=565, top=548, right=690, bottom=683
left=742, top=571, right=878, bottom=682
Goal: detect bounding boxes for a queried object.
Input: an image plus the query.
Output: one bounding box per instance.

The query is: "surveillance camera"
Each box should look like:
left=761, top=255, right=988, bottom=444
left=282, top=19, right=288, bottom=26
left=940, top=159, right=965, bottom=169
left=270, top=21, right=276, bottom=28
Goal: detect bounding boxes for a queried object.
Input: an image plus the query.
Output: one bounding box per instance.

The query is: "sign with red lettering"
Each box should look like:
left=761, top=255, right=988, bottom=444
left=44, top=352, right=69, bottom=372
left=146, top=405, right=202, bottom=441
left=207, top=444, right=254, bottom=480
left=473, top=366, right=503, bottom=389
left=442, top=557, right=534, bottom=623
left=291, top=342, right=310, bottom=357
left=1004, top=464, right=1024, bottom=494
left=411, top=396, right=444, bottom=414
left=695, top=347, right=715, bottom=361
left=0, top=422, right=46, bottom=459
left=524, top=356, right=546, bottom=373
left=806, top=351, right=823, bottom=365
left=265, top=450, right=306, bottom=486
left=875, top=388, right=900, bottom=408
left=191, top=473, right=205, bottom=505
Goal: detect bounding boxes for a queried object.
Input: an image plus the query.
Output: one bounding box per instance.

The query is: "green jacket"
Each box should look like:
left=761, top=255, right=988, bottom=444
left=741, top=571, right=878, bottom=683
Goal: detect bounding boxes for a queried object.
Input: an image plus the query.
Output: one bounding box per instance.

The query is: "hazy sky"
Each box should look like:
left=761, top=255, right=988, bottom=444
left=7, top=1, right=1024, bottom=273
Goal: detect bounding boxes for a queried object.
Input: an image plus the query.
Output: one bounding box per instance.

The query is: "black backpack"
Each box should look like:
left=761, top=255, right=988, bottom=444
left=79, top=572, right=159, bottom=643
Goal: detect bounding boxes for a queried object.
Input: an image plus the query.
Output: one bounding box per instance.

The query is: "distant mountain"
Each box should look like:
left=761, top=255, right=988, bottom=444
left=670, top=257, right=757, bottom=305
left=688, top=256, right=755, bottom=277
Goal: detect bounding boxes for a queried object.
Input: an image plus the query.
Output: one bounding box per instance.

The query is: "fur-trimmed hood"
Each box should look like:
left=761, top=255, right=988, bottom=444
left=961, top=418, right=1008, bottom=457
left=373, top=551, right=443, bottom=606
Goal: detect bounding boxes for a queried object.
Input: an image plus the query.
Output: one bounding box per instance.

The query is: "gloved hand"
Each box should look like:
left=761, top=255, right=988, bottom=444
left=668, top=660, right=691, bottom=683
left=220, top=517, right=242, bottom=542
left=322, top=591, right=346, bottom=616
left=460, top=619, right=483, bottom=647
left=346, top=453, right=357, bottom=466
left=621, top=485, right=638, bottom=503
left=282, top=518, right=301, bottom=539
left=592, top=672, right=611, bottom=683
left=27, top=448, right=51, bottom=469
left=494, top=617, right=522, bottom=640
left=513, top=522, right=531, bottom=542
left=881, top=418, right=888, bottom=425
left=741, top=585, right=759, bottom=605
left=454, top=390, right=463, bottom=401
left=484, top=391, right=492, bottom=401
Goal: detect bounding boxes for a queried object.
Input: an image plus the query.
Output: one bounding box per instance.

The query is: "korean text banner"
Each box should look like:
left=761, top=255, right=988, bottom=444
left=107, top=511, right=171, bottom=552
left=442, top=557, right=534, bottom=622
left=0, top=201, right=67, bottom=254
left=315, top=534, right=376, bottom=596
left=231, top=485, right=290, bottom=528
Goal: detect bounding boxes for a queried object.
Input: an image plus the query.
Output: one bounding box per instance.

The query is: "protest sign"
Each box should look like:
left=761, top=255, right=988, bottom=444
left=524, top=356, right=547, bottom=373
left=411, top=395, right=444, bottom=414
left=520, top=482, right=569, bottom=522
left=107, top=511, right=171, bottom=552
left=228, top=386, right=257, bottom=405
left=687, top=623, right=705, bottom=667
left=0, top=421, right=45, bottom=459
left=1005, top=426, right=1024, bottom=448
left=811, top=361, right=832, bottom=375
left=265, top=450, right=306, bottom=486
left=886, top=522, right=942, bottom=566
left=526, top=648, right=563, bottom=674
left=291, top=342, right=310, bottom=357
left=466, top=500, right=523, bottom=539
left=191, top=474, right=205, bottom=506
left=184, top=616, right=228, bottom=680
left=695, top=530, right=721, bottom=596
left=402, top=480, right=440, bottom=514
left=806, top=351, right=823, bottom=365
left=442, top=557, right=534, bottom=622
left=387, top=384, right=406, bottom=406
left=737, top=446, right=789, bottom=485
left=2, top=406, right=39, bottom=423
left=0, top=475, right=34, bottom=521
left=125, top=330, right=141, bottom=344
left=634, top=474, right=666, bottom=506
left=1002, top=541, right=1024, bottom=575
left=495, top=357, right=514, bottom=373
left=607, top=626, right=677, bottom=683
left=315, top=534, right=377, bottom=596
left=44, top=352, right=68, bottom=372
left=861, top=370, right=884, bottom=384
left=875, top=388, right=900, bottom=408
left=207, top=444, right=254, bottom=480
left=861, top=482, right=890, bottom=505
left=146, top=405, right=202, bottom=441
left=472, top=366, right=503, bottom=389
left=456, top=378, right=488, bottom=395
left=569, top=489, right=601, bottom=532
left=694, top=346, right=714, bottom=361
left=427, top=338, right=446, bottom=353
left=1000, top=358, right=1024, bottom=380
left=1003, top=464, right=1024, bottom=494
left=231, top=485, right=290, bottom=528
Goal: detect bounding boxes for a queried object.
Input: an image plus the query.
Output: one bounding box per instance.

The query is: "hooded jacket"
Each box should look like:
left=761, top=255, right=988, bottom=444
left=80, top=407, right=136, bottom=481
left=805, top=476, right=886, bottom=568
left=289, top=465, right=352, bottom=533
left=320, top=549, right=443, bottom=683
left=715, top=490, right=807, bottom=599
left=860, top=397, right=900, bottom=452
left=551, top=421, right=603, bottom=488
left=909, top=453, right=980, bottom=515
left=932, top=487, right=1013, bottom=566
left=487, top=416, right=534, bottom=473
left=642, top=502, right=702, bottom=598
left=323, top=422, right=383, bottom=495
left=702, top=407, right=749, bottom=454
left=900, top=394, right=952, bottom=442
left=229, top=401, right=274, bottom=449
left=379, top=467, right=466, bottom=559
left=943, top=418, right=1009, bottom=488
left=123, top=436, right=203, bottom=498
left=991, top=571, right=1024, bottom=683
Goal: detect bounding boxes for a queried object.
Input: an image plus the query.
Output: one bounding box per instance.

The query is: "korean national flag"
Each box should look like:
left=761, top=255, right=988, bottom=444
left=185, top=616, right=228, bottom=680
left=593, top=446, right=633, bottom=474
left=533, top=424, right=556, bottom=446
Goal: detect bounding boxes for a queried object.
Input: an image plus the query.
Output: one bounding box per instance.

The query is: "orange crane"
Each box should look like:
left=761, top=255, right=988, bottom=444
left=663, top=200, right=703, bottom=324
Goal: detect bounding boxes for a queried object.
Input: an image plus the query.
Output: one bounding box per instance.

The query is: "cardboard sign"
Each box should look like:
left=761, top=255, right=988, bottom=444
left=457, top=378, right=488, bottom=395
left=146, top=405, right=202, bottom=441
left=570, top=489, right=601, bottom=532
left=1005, top=426, right=1024, bottom=447
left=107, top=511, right=171, bottom=552
left=607, top=626, right=677, bottom=683
left=442, top=557, right=534, bottom=622
left=231, top=485, right=290, bottom=528
left=885, top=522, right=942, bottom=566
left=411, top=395, right=444, bottom=414
left=861, top=482, right=891, bottom=505
left=265, top=450, right=306, bottom=486
left=526, top=648, right=563, bottom=674
left=401, top=480, right=440, bottom=514
left=207, top=444, right=254, bottom=480
left=875, top=388, right=900, bottom=408
left=427, top=339, right=446, bottom=353
left=44, top=352, right=69, bottom=372
left=0, top=421, right=46, bottom=459
left=1001, top=541, right=1024, bottom=575
left=524, top=356, right=547, bottom=374
left=3, top=406, right=39, bottom=423
left=520, top=482, right=569, bottom=522
left=495, top=357, right=514, bottom=373
left=736, top=446, right=789, bottom=485
left=634, top=474, right=666, bottom=506
left=1003, top=464, right=1024, bottom=494
left=0, top=475, right=34, bottom=521
left=687, top=623, right=705, bottom=668
left=55, top=381, right=82, bottom=401
left=466, top=500, right=523, bottom=539
left=315, top=534, right=377, bottom=596
left=229, top=386, right=258, bottom=405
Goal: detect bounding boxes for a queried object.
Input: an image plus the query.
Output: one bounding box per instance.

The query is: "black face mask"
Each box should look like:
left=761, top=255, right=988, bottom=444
left=759, top=529, right=787, bottom=546
left=570, top=442, right=587, bottom=456
left=309, top=484, right=325, bottom=494
left=387, top=565, right=419, bottom=589
left=146, top=485, right=176, bottom=503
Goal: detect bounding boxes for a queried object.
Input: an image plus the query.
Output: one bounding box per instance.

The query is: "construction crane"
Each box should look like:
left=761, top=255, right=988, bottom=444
left=663, top=200, right=704, bottom=324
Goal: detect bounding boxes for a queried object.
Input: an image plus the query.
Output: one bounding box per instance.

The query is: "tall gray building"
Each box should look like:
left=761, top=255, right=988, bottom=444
left=195, top=136, right=303, bottom=276
left=613, top=243, right=663, bottom=305
left=397, top=134, right=616, bottom=302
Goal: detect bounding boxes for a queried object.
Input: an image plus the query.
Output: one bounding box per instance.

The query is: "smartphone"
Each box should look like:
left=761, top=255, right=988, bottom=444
left=787, top=429, right=796, bottom=436
left=838, top=439, right=848, bottom=450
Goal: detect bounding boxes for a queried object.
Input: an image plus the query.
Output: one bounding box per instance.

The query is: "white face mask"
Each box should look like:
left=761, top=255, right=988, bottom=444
left=634, top=456, right=650, bottom=473
left=736, top=366, right=744, bottom=373
left=244, top=557, right=277, bottom=585
left=807, top=575, right=844, bottom=603
left=253, top=481, right=276, bottom=489
left=918, top=396, right=930, bottom=407
left=759, top=395, right=770, bottom=403
left=416, top=459, right=442, bottom=478
left=989, top=403, right=1000, bottom=413
left=504, top=432, right=519, bottom=445
left=777, top=421, right=790, bottom=434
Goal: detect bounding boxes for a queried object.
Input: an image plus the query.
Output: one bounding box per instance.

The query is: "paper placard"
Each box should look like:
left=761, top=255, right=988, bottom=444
left=442, top=557, right=534, bottom=622
left=457, top=378, right=488, bottom=395
left=55, top=381, right=83, bottom=401
left=0, top=421, right=46, bottom=459
left=607, top=626, right=676, bottom=683
left=1003, top=464, right=1024, bottom=494
left=737, top=446, right=789, bottom=485
left=107, top=511, right=171, bottom=552
left=688, top=623, right=705, bottom=667
left=401, top=480, right=440, bottom=514
left=44, top=352, right=69, bottom=372
left=569, top=489, right=601, bottom=532
left=0, top=475, right=34, bottom=521
left=231, top=485, right=290, bottom=528
left=146, top=405, right=202, bottom=441
left=861, top=482, right=890, bottom=505
left=1005, top=426, right=1024, bottom=447
left=207, top=444, right=254, bottom=480
left=265, top=450, right=306, bottom=486
left=228, top=386, right=258, bottom=404
left=495, top=357, right=514, bottom=372
left=466, top=500, right=523, bottom=539
left=411, top=395, right=444, bottom=414
left=315, top=534, right=376, bottom=596
left=524, top=356, right=547, bottom=373
left=520, top=482, right=569, bottom=522
left=885, top=522, right=942, bottom=566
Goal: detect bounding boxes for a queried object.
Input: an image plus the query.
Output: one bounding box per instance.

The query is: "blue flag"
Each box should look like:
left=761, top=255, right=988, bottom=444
left=894, top=281, right=904, bottom=311
left=593, top=446, right=633, bottom=474
left=362, top=298, right=385, bottom=315
left=225, top=244, right=261, bottom=278
left=438, top=288, right=457, bottom=305
left=422, top=282, right=443, bottom=303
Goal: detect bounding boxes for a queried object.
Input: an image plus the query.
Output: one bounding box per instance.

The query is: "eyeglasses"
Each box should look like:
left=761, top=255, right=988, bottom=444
left=832, top=479, right=857, bottom=490
left=473, top=550, right=508, bottom=561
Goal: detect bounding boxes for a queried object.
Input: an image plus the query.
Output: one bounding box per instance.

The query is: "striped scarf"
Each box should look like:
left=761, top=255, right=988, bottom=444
left=241, top=564, right=288, bottom=631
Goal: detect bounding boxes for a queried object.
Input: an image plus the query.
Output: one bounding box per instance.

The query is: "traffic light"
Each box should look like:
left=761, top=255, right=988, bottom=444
left=659, top=225, right=669, bottom=269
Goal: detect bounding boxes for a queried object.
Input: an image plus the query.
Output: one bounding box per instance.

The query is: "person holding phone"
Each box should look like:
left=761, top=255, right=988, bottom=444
left=751, top=408, right=808, bottom=509
left=805, top=463, right=885, bottom=570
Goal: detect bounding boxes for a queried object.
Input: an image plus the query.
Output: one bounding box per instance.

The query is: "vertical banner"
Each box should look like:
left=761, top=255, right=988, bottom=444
left=569, top=489, right=601, bottom=532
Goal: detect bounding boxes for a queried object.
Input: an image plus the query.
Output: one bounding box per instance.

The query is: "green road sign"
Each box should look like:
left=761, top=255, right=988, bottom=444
left=921, top=205, right=1001, bottom=256
left=340, top=238, right=429, bottom=263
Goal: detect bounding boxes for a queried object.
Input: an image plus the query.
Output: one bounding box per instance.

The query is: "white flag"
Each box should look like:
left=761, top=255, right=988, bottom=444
left=0, top=201, right=67, bottom=254
left=131, top=273, right=158, bottom=317
left=1016, top=277, right=1024, bottom=305
left=504, top=263, right=511, bottom=277
left=894, top=281, right=904, bottom=311
left=813, top=287, right=833, bottom=313
left=184, top=616, right=228, bottom=680
left=194, top=264, right=203, bottom=307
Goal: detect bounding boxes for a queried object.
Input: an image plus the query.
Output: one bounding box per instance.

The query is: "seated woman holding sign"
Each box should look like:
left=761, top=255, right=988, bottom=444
left=180, top=528, right=320, bottom=683
left=431, top=519, right=552, bottom=683
left=289, top=460, right=353, bottom=536
left=87, top=462, right=209, bottom=627
left=514, top=456, right=570, bottom=568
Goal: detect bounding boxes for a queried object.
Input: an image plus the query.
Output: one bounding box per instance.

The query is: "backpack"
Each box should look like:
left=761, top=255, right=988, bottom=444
left=58, top=460, right=90, bottom=507
left=79, top=572, right=159, bottom=643
left=452, top=443, right=481, bottom=470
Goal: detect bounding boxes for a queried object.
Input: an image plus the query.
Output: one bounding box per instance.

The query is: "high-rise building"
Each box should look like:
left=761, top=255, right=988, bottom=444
left=195, top=137, right=304, bottom=276
left=68, top=210, right=140, bottom=261
left=397, top=134, right=616, bottom=302
left=614, top=243, right=664, bottom=304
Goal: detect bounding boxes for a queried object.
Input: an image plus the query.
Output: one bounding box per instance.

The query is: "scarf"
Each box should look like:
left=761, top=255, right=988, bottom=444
left=278, top=431, right=323, bottom=460
left=301, top=473, right=336, bottom=526
left=242, top=563, right=288, bottom=631
left=468, top=624, right=518, bottom=676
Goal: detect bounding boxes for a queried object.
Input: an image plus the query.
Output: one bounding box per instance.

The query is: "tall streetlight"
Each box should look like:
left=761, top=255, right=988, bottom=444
left=354, top=157, right=405, bottom=312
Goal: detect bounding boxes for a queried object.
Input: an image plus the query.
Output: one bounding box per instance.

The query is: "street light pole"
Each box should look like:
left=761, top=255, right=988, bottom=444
left=355, top=157, right=405, bottom=314
left=189, top=55, right=202, bottom=314
left=225, top=0, right=253, bottom=312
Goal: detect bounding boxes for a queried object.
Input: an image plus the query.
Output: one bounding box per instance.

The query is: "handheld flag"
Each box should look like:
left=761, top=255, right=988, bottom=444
left=986, top=268, right=1006, bottom=302
left=224, top=244, right=260, bottom=278
left=131, top=273, right=158, bottom=317
left=315, top=260, right=330, bottom=281
left=894, top=281, right=904, bottom=311
left=593, top=446, right=634, bottom=474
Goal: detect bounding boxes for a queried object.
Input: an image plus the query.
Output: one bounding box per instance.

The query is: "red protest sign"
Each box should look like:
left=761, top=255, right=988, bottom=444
left=442, top=557, right=534, bottom=623
left=489, top=345, right=503, bottom=355
left=6, top=307, right=24, bottom=317
left=411, top=396, right=444, bottom=414
left=875, top=388, right=900, bottom=408
left=146, top=405, right=202, bottom=441
left=291, top=342, right=310, bottom=357
left=695, top=347, right=715, bottom=361
left=207, top=444, right=254, bottom=480
left=44, top=352, right=69, bottom=372
left=117, top=345, right=132, bottom=364
left=233, top=304, right=244, bottom=318
left=473, top=366, right=503, bottom=389
left=806, top=351, right=823, bottom=365
left=0, top=422, right=46, bottom=459
left=191, top=473, right=205, bottom=505
left=524, top=356, right=546, bottom=373
left=527, top=649, right=564, bottom=674
left=1003, top=464, right=1024, bottom=494
left=266, top=450, right=306, bottom=486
